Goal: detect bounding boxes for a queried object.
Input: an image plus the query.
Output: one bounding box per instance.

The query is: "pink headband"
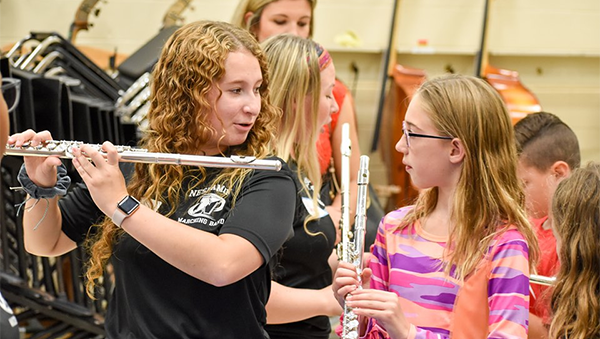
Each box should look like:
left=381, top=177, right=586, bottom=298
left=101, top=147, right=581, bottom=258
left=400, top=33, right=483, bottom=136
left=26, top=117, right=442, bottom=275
left=315, top=43, right=332, bottom=71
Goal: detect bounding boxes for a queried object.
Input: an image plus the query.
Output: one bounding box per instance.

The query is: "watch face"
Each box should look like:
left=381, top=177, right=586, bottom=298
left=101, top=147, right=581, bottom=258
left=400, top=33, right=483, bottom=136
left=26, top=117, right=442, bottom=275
left=119, top=196, right=140, bottom=215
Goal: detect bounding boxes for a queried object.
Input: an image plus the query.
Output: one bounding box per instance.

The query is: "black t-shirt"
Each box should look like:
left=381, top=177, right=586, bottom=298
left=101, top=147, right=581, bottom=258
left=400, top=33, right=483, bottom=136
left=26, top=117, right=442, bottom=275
left=265, top=169, right=337, bottom=339
left=59, top=160, right=296, bottom=339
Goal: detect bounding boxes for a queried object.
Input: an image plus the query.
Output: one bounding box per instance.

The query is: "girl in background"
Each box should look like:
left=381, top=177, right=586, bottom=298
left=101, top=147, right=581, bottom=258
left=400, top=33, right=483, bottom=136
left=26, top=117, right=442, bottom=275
left=261, top=34, right=341, bottom=339
left=549, top=162, right=600, bottom=339
left=232, top=0, right=378, bottom=232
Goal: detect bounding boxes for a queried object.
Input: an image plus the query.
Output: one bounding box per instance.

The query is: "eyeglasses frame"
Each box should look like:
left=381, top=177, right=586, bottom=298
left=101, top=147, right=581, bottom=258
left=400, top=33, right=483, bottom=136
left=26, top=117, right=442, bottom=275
left=1, top=77, right=21, bottom=114
left=402, top=121, right=454, bottom=148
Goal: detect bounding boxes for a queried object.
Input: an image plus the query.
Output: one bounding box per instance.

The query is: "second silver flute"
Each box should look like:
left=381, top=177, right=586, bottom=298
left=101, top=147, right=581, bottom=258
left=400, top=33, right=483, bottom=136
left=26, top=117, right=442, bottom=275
left=341, top=155, right=370, bottom=339
left=4, top=140, right=282, bottom=171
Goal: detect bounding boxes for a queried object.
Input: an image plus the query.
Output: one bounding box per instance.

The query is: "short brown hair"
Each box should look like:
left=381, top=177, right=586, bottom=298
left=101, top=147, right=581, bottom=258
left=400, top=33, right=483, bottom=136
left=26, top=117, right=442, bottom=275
left=514, top=112, right=580, bottom=171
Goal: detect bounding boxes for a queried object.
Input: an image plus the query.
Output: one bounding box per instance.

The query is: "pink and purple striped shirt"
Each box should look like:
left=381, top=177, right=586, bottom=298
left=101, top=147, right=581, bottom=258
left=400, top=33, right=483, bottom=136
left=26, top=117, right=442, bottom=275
left=363, top=206, right=530, bottom=339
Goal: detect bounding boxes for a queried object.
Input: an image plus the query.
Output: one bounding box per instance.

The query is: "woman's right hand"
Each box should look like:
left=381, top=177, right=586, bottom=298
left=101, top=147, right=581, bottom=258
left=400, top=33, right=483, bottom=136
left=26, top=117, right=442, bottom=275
left=7, top=130, right=62, bottom=187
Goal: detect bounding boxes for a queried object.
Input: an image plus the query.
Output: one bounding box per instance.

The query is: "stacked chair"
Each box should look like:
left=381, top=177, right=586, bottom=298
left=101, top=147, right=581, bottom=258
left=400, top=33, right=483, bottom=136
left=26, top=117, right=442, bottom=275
left=4, top=32, right=126, bottom=144
left=114, top=25, right=181, bottom=141
left=1, top=27, right=177, bottom=338
left=1, top=158, right=111, bottom=337
left=1, top=31, right=121, bottom=338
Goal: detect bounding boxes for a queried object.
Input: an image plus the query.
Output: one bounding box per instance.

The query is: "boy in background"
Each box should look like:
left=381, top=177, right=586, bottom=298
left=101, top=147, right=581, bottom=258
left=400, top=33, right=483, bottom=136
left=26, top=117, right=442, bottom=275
left=514, top=112, right=580, bottom=338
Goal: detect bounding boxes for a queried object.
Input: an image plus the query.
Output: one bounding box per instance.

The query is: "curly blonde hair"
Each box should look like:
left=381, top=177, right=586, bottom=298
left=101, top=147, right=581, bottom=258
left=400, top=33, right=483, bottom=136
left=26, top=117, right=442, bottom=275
left=231, top=0, right=317, bottom=39
left=549, top=162, right=600, bottom=339
left=84, top=20, right=281, bottom=297
left=400, top=74, right=539, bottom=281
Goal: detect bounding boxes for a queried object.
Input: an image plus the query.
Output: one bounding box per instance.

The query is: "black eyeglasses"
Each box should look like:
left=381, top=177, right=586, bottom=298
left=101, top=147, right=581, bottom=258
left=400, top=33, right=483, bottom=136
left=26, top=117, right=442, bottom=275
left=1, top=78, right=21, bottom=114
left=402, top=121, right=453, bottom=148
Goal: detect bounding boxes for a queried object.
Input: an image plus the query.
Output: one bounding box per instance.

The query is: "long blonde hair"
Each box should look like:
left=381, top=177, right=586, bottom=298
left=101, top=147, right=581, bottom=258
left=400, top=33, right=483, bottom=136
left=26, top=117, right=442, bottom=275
left=401, top=74, right=539, bottom=280
left=261, top=34, right=324, bottom=230
left=231, top=0, right=317, bottom=39
left=549, top=162, right=600, bottom=339
left=84, top=20, right=281, bottom=297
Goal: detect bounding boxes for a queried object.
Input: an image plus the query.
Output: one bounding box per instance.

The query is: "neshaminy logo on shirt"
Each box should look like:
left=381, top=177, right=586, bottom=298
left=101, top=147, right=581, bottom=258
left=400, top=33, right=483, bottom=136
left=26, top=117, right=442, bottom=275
left=178, top=185, right=229, bottom=226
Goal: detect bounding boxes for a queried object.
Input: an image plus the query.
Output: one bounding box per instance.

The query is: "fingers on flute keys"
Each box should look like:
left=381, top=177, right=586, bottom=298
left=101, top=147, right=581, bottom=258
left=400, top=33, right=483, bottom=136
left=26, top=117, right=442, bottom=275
left=7, top=129, right=54, bottom=147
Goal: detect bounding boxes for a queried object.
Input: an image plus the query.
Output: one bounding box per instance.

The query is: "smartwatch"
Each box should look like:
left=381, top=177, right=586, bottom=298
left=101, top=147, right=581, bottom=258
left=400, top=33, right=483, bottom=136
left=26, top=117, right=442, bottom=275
left=112, top=195, right=141, bottom=227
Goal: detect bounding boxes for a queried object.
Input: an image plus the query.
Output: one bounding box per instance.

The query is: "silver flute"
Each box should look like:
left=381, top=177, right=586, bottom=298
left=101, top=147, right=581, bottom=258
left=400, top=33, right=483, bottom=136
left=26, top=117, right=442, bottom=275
left=338, top=123, right=352, bottom=260
left=530, top=274, right=556, bottom=287
left=341, top=155, right=370, bottom=339
left=337, top=122, right=370, bottom=339
left=4, top=140, right=282, bottom=171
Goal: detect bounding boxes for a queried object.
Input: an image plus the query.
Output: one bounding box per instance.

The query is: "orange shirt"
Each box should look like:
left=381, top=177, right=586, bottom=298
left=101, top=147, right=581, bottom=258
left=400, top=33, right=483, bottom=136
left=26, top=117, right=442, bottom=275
left=317, top=79, right=346, bottom=175
left=530, top=216, right=559, bottom=322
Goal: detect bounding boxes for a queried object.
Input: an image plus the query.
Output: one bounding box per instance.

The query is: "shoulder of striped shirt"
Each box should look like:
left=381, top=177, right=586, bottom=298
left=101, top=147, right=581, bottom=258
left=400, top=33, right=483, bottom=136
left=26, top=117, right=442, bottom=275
left=488, top=226, right=529, bottom=259
left=381, top=205, right=414, bottom=231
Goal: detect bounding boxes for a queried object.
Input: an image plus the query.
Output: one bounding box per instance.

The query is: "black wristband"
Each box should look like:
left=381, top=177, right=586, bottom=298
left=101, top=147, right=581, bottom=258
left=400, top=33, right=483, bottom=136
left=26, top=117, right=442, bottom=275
left=17, top=163, right=71, bottom=199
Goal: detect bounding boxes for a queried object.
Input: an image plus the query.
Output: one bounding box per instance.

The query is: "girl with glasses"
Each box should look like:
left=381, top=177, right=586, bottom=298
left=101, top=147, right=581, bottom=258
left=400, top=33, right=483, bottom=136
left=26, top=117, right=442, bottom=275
left=333, top=74, right=540, bottom=339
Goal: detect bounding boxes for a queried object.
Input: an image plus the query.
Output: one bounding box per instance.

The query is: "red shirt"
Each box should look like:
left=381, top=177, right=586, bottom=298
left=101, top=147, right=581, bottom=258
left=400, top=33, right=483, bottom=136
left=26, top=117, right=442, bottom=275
left=317, top=79, right=346, bottom=175
left=530, top=216, right=559, bottom=322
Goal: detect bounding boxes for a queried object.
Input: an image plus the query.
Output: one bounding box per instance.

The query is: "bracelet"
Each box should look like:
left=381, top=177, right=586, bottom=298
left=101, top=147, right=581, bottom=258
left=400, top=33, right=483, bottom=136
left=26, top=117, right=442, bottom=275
left=17, top=163, right=71, bottom=199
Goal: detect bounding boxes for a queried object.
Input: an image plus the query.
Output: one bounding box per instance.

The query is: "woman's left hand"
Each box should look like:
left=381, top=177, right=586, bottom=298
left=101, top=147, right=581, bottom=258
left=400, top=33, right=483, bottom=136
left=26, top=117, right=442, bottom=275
left=71, top=142, right=128, bottom=217
left=345, top=288, right=411, bottom=339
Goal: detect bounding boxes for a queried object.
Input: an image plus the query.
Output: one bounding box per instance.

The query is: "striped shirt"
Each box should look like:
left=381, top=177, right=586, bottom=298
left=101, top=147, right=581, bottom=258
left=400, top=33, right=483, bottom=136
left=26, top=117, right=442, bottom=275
left=363, top=207, right=530, bottom=339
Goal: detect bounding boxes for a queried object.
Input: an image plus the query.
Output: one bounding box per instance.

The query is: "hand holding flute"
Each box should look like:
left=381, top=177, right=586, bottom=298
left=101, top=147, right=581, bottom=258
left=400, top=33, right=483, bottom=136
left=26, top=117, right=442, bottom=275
left=8, top=130, right=129, bottom=217
left=7, top=130, right=63, bottom=189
